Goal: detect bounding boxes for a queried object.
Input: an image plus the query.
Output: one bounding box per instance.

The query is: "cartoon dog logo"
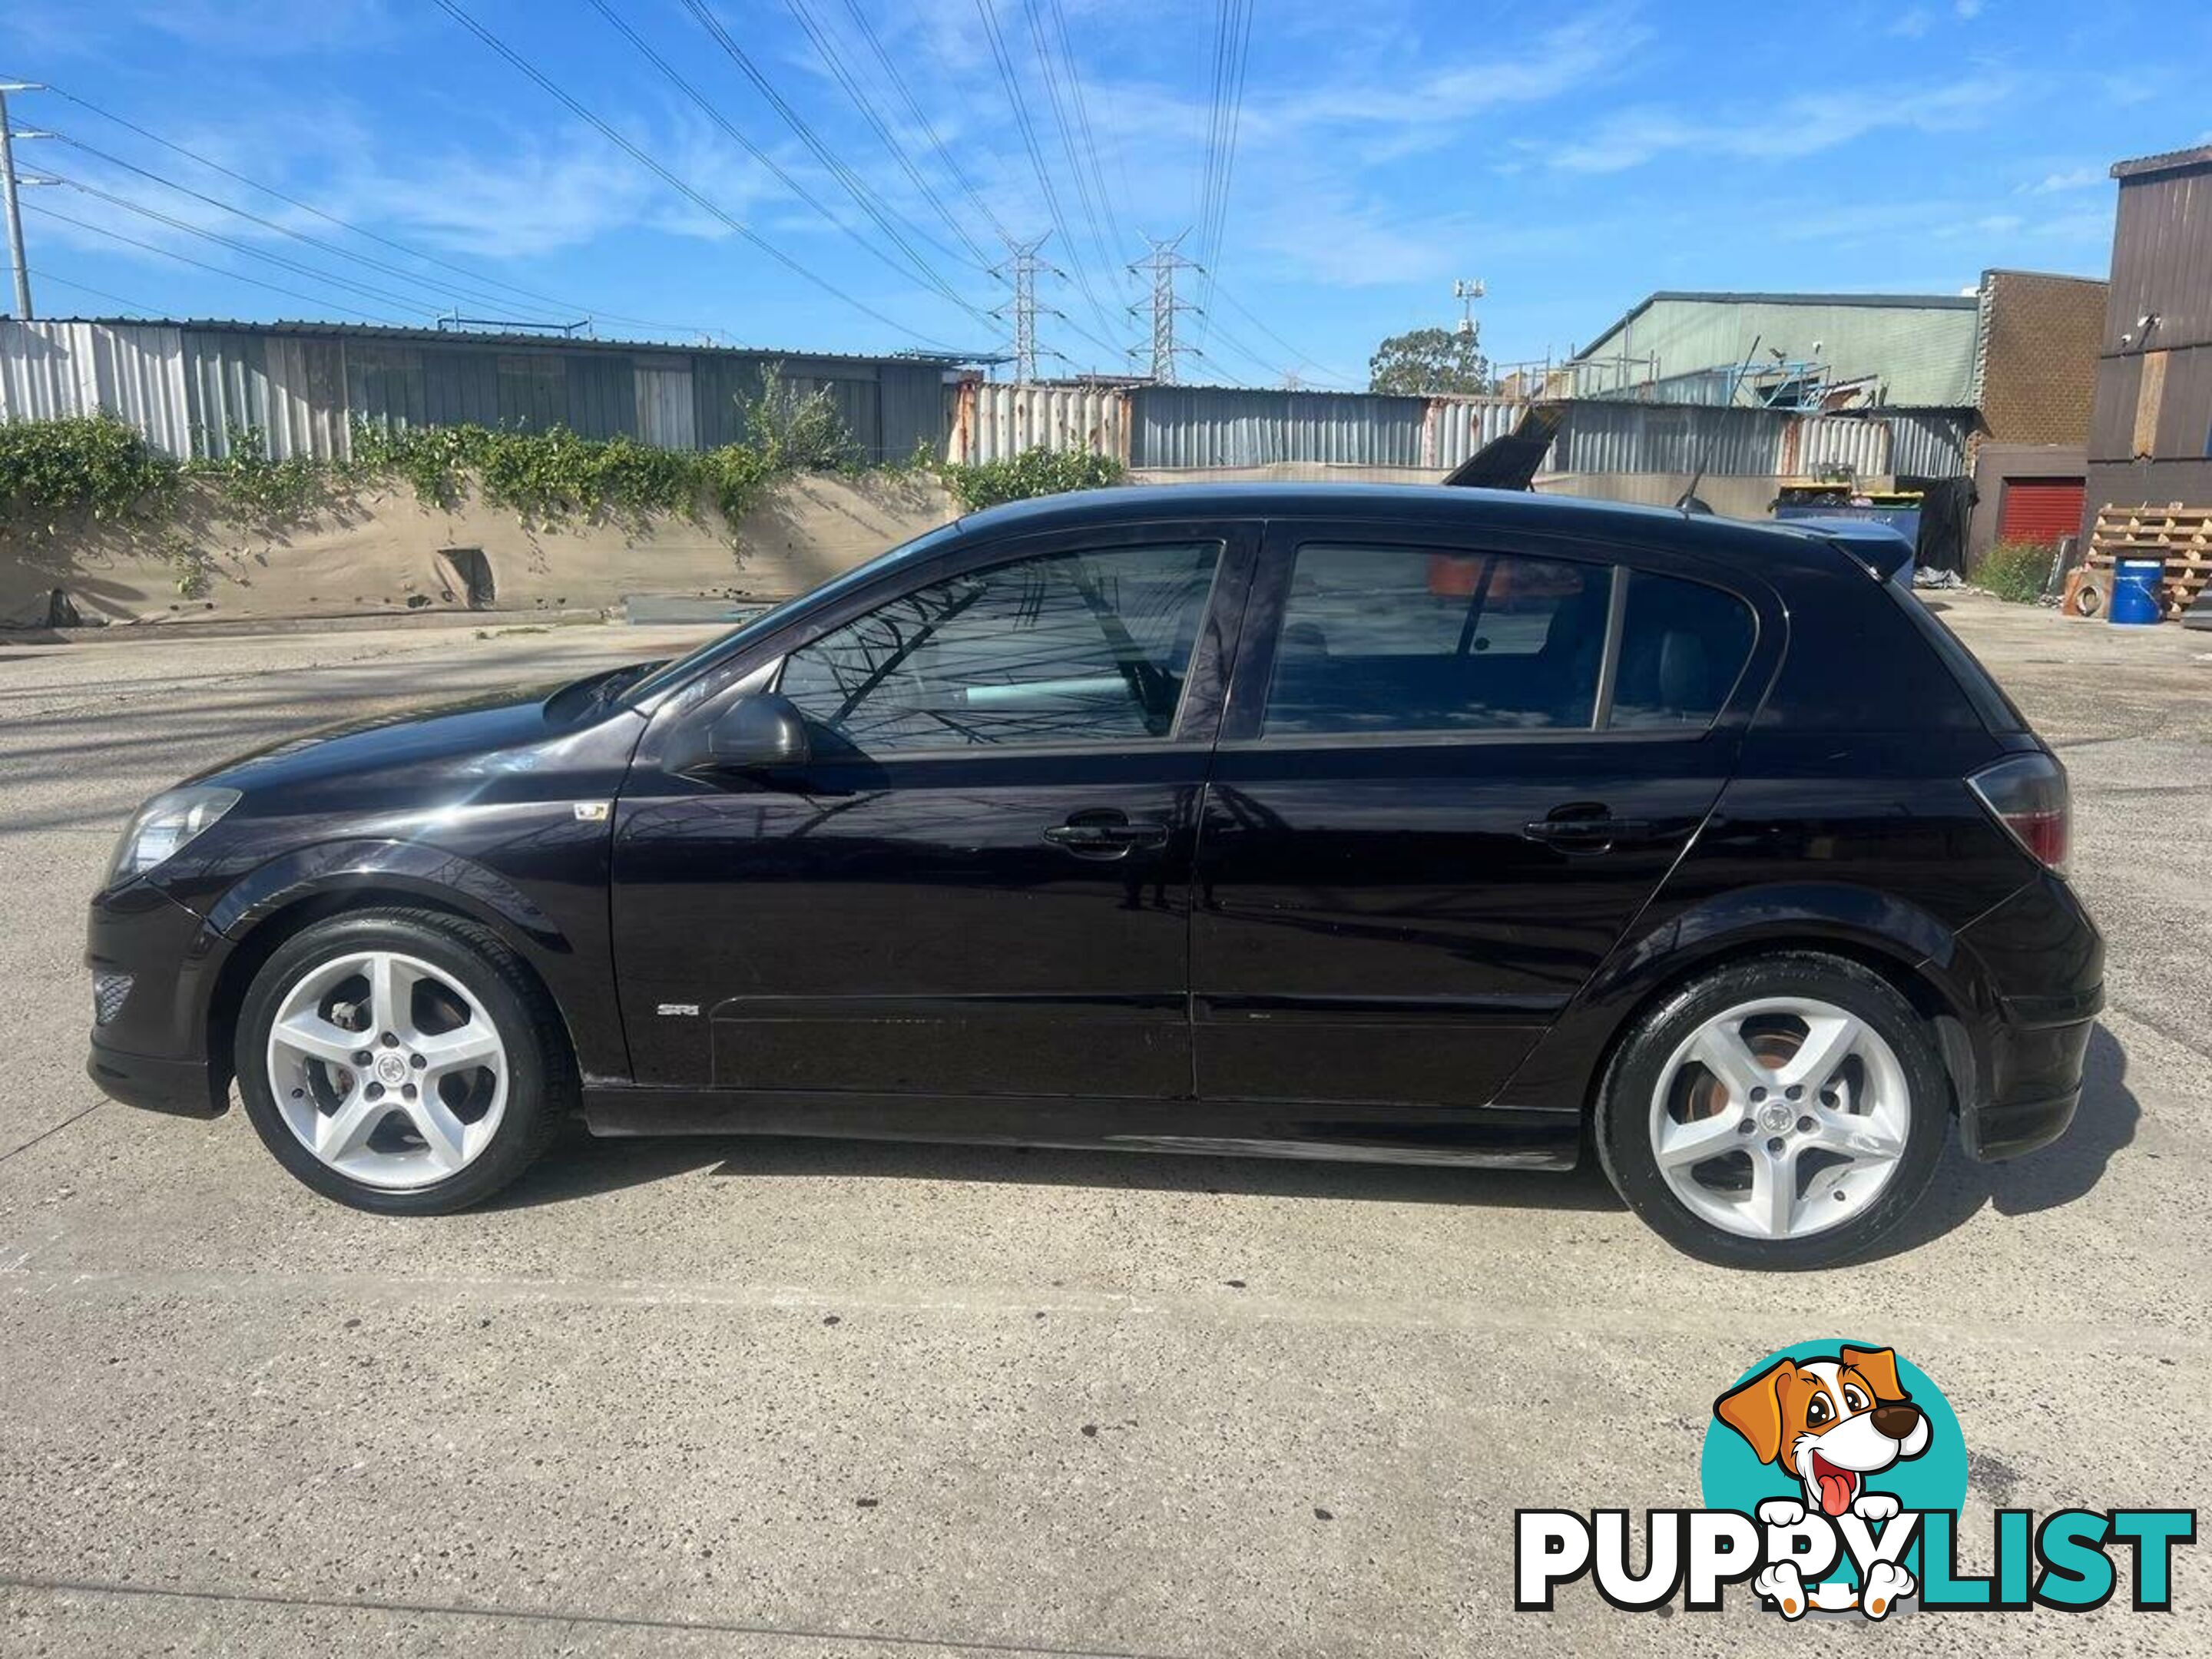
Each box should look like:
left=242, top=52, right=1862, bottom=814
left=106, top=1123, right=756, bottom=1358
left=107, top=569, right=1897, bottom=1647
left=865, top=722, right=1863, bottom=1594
left=1715, top=1345, right=1929, bottom=1618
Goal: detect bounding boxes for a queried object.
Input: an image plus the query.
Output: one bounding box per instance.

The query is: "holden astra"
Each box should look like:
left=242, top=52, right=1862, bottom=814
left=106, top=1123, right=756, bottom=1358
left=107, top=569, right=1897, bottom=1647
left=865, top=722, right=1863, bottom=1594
left=86, top=485, right=2101, bottom=1268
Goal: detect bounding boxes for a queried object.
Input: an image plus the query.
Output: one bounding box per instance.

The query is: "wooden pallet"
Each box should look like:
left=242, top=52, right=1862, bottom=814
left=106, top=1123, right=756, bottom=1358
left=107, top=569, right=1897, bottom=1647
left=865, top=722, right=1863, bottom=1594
left=2088, top=502, right=2212, bottom=618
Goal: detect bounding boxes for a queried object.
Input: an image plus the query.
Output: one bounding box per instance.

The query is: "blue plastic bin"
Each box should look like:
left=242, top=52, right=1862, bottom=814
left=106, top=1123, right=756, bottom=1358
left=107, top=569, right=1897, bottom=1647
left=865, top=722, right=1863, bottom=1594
left=2110, top=557, right=2166, bottom=626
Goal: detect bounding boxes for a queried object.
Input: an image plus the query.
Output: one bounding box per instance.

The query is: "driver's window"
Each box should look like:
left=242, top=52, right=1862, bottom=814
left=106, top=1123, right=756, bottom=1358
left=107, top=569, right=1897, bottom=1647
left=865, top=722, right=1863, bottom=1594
left=777, top=542, right=1222, bottom=753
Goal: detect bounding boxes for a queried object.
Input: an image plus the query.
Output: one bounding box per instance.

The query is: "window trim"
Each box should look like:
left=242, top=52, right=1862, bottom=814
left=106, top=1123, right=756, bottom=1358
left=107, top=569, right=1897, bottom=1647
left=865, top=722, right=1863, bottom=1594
left=1225, top=522, right=1768, bottom=750
left=771, top=538, right=1233, bottom=759
left=640, top=518, right=1260, bottom=777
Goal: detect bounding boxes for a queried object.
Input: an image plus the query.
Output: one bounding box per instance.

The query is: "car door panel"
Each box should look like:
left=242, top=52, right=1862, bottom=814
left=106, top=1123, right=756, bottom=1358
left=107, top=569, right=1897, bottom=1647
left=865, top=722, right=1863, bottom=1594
left=611, top=521, right=1257, bottom=1101
left=614, top=753, right=1204, bottom=1096
left=1191, top=519, right=1762, bottom=1111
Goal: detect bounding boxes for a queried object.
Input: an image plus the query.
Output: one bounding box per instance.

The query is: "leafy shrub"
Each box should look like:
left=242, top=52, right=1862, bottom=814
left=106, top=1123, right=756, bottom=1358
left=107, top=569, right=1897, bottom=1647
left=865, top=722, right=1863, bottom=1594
left=0, top=412, right=179, bottom=527
left=1976, top=540, right=2057, bottom=603
left=937, top=445, right=1127, bottom=512
left=743, top=363, right=859, bottom=472
left=192, top=426, right=325, bottom=525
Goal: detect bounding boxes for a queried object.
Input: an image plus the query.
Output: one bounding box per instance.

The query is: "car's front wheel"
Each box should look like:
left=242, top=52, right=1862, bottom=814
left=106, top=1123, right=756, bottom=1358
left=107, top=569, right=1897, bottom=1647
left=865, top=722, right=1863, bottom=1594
left=234, top=907, right=571, bottom=1213
left=1594, top=952, right=1950, bottom=1270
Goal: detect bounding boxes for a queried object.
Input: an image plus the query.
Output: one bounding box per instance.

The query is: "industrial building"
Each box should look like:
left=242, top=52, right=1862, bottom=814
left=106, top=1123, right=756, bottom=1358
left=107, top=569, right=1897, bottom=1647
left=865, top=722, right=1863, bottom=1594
left=2086, top=144, right=2212, bottom=531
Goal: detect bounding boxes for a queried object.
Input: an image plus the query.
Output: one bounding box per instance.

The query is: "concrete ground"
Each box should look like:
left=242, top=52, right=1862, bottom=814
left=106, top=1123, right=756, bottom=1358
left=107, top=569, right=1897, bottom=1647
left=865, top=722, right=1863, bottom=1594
left=0, top=594, right=2206, bottom=1657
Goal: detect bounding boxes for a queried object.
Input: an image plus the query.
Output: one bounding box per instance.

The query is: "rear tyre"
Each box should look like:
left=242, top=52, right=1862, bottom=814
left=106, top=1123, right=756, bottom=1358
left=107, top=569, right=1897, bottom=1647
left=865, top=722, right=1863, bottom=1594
left=1594, top=952, right=1949, bottom=1270
left=234, top=907, right=572, bottom=1214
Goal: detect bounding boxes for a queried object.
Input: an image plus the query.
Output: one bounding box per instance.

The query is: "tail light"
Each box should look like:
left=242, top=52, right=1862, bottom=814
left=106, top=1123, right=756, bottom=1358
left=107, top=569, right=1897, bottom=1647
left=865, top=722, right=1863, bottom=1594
left=1967, top=752, right=2070, bottom=876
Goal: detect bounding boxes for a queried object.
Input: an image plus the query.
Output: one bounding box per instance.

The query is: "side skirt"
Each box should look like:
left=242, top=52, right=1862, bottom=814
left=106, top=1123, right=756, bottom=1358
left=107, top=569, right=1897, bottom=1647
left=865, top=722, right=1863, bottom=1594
left=579, top=1087, right=1583, bottom=1171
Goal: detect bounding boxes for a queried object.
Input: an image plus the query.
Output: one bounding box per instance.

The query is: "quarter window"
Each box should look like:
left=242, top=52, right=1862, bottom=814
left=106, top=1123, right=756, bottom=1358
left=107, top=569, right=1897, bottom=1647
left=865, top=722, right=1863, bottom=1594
left=1608, top=570, right=1755, bottom=730
left=1262, top=545, right=1612, bottom=737
left=778, top=542, right=1221, bottom=753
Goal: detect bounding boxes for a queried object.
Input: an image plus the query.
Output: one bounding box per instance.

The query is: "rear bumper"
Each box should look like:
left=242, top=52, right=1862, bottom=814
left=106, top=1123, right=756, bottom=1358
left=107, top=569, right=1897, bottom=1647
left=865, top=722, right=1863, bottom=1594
left=1950, top=872, right=2104, bottom=1164
left=1958, top=988, right=2098, bottom=1161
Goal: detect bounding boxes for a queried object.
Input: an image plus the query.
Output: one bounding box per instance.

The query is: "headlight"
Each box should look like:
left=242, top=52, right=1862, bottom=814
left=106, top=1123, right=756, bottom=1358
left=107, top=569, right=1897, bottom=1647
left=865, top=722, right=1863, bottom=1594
left=108, top=786, right=240, bottom=884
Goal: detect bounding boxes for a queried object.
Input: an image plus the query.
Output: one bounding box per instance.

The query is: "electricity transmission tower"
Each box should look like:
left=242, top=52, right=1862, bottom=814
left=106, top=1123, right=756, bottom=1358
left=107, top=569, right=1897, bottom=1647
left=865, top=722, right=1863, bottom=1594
left=991, top=234, right=1050, bottom=382
left=1129, top=233, right=1200, bottom=384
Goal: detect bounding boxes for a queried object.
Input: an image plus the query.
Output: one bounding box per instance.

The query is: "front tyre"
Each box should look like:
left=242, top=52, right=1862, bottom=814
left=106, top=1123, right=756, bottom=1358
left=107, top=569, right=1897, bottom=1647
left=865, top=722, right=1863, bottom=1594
left=1594, top=952, right=1950, bottom=1270
left=235, top=907, right=572, bottom=1214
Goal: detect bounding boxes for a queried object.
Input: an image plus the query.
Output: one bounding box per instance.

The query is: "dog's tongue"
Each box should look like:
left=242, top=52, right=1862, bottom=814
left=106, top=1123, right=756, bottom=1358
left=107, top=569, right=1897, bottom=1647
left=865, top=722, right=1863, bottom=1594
left=1817, top=1470, right=1855, bottom=1516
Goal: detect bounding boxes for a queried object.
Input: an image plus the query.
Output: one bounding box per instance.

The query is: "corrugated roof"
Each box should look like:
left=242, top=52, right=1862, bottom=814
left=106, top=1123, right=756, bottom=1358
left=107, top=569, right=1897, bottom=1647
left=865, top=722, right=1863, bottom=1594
left=1573, top=289, right=1981, bottom=363
left=31, top=316, right=976, bottom=366
left=2111, top=144, right=2212, bottom=181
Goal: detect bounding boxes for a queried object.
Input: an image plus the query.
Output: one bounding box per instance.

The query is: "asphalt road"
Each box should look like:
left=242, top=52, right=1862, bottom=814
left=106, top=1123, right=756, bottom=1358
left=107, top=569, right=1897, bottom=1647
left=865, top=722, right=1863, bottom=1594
left=1, top=598, right=2207, bottom=1657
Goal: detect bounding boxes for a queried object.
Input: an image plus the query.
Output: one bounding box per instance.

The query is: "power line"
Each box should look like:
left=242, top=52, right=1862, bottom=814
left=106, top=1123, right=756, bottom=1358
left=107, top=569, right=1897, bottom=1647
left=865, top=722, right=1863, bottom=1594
left=432, top=0, right=958, bottom=349
left=51, top=172, right=452, bottom=316
left=776, top=0, right=992, bottom=266
left=833, top=0, right=1013, bottom=247
left=972, top=0, right=1122, bottom=352
left=1192, top=0, right=1253, bottom=344
left=1017, top=0, right=1114, bottom=280
left=671, top=0, right=982, bottom=303
left=1040, top=0, right=1129, bottom=273
left=23, top=200, right=400, bottom=320
left=26, top=267, right=162, bottom=315
left=50, top=132, right=568, bottom=323
left=18, top=78, right=711, bottom=336
left=583, top=0, right=974, bottom=308
left=1207, top=280, right=1359, bottom=386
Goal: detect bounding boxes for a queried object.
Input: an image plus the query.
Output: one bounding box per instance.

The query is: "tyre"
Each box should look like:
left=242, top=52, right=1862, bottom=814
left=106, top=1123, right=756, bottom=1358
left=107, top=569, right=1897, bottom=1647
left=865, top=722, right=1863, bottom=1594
left=1594, top=952, right=1950, bottom=1270
left=234, top=906, right=573, bottom=1214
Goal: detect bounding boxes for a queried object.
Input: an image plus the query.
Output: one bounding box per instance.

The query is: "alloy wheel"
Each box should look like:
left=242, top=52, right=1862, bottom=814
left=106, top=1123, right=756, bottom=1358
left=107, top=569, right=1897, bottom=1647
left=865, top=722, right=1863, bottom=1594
left=1647, top=995, right=1911, bottom=1241
left=265, top=949, right=509, bottom=1191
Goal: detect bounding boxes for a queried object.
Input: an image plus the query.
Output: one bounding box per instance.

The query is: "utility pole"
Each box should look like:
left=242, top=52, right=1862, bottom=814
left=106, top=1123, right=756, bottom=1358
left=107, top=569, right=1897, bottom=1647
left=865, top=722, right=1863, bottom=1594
left=1128, top=233, right=1200, bottom=384
left=991, top=234, right=1049, bottom=382
left=0, top=84, right=45, bottom=320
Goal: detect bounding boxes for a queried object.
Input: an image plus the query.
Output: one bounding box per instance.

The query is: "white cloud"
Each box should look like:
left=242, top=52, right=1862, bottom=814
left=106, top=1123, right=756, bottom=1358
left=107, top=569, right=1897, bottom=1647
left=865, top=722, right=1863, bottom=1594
left=1955, top=0, right=1986, bottom=17
left=1546, top=73, right=2016, bottom=173
left=2023, top=165, right=2107, bottom=194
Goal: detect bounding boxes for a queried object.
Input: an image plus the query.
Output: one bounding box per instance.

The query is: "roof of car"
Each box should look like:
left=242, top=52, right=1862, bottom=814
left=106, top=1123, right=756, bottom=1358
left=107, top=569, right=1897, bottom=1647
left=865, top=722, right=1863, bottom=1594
left=954, top=483, right=1875, bottom=575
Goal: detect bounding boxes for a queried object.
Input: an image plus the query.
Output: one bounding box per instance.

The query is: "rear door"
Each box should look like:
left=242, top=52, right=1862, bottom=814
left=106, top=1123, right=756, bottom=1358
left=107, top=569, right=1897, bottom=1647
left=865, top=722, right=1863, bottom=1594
left=1192, top=519, right=1766, bottom=1114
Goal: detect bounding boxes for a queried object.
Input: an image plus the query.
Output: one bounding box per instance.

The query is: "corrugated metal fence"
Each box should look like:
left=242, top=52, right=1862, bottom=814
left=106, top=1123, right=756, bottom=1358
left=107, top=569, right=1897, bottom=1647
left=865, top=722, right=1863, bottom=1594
left=0, top=320, right=955, bottom=464
left=2, top=319, right=1975, bottom=482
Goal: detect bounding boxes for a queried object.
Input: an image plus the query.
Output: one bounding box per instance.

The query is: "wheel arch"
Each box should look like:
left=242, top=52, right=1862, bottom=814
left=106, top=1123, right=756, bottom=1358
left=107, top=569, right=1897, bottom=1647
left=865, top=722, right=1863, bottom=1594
left=1495, top=881, right=1999, bottom=1124
left=203, top=852, right=595, bottom=1104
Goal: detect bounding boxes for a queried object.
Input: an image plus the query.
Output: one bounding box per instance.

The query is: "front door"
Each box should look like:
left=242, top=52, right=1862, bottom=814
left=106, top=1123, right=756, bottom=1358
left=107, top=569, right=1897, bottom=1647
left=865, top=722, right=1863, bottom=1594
left=1194, top=525, right=1762, bottom=1118
left=613, top=525, right=1248, bottom=1099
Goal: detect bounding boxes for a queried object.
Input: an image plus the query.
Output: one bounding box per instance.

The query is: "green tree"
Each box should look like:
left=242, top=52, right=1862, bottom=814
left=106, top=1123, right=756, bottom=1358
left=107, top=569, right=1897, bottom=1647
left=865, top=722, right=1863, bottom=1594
left=1367, top=326, right=1494, bottom=395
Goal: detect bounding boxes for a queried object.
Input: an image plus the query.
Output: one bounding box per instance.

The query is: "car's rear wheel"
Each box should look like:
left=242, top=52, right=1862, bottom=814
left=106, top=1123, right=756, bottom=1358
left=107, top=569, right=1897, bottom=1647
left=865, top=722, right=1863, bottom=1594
left=1594, top=952, right=1949, bottom=1270
left=234, top=908, right=571, bottom=1213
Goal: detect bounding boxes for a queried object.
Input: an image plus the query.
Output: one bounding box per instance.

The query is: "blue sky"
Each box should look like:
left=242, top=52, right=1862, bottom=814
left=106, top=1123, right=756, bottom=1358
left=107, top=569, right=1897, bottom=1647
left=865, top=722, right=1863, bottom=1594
left=4, top=0, right=2208, bottom=387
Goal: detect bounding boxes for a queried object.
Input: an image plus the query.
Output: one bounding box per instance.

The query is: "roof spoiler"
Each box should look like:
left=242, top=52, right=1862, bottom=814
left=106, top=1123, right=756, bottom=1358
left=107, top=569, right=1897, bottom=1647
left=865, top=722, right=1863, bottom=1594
left=1790, top=518, right=1917, bottom=582
left=1441, top=404, right=1561, bottom=490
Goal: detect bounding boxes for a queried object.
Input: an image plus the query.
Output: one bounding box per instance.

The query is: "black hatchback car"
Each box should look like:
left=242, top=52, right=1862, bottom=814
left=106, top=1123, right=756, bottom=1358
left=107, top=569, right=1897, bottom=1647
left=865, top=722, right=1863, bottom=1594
left=87, top=485, right=2101, bottom=1268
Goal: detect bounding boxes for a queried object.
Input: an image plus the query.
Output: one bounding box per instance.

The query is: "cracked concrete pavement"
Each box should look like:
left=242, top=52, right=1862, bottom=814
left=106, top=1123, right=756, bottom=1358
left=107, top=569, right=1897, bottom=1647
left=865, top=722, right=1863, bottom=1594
left=1, top=596, right=2207, bottom=1656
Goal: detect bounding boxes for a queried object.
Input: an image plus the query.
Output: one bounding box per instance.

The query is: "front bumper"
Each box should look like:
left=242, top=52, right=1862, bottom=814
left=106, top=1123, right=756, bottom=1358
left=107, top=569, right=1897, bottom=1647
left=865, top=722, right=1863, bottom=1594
left=83, top=878, right=233, bottom=1118
left=87, top=1038, right=227, bottom=1118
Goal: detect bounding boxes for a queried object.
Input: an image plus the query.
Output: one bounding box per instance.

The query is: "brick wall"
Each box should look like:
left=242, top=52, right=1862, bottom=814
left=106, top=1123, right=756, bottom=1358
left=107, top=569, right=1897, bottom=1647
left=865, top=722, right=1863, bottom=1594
left=1978, top=270, right=2108, bottom=445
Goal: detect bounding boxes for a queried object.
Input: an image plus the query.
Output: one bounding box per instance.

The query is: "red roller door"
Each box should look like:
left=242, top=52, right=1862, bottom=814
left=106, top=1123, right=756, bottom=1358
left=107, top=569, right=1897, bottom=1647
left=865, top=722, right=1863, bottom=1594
left=1998, top=478, right=2085, bottom=542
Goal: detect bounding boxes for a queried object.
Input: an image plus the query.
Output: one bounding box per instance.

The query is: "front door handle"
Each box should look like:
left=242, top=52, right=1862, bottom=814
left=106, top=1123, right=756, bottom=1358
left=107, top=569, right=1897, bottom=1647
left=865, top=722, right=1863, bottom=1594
left=1522, top=814, right=1657, bottom=849
left=1043, top=810, right=1170, bottom=858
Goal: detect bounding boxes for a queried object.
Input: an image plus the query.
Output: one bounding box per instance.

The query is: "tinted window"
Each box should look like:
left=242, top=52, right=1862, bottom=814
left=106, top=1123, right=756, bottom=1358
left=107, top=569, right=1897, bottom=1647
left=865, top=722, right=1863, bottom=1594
left=1262, top=545, right=1611, bottom=737
left=778, top=542, right=1220, bottom=753
left=1608, top=571, right=1756, bottom=730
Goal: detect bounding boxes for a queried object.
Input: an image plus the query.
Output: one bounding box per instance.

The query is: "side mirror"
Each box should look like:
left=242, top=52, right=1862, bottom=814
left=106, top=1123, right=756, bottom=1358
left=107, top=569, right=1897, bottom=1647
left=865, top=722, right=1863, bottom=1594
left=690, top=692, right=812, bottom=774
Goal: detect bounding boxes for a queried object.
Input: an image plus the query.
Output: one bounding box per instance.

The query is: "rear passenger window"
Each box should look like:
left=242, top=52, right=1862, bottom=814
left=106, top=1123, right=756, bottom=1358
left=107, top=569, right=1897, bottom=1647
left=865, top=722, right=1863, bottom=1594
left=1608, top=571, right=1755, bottom=730
left=1263, top=545, right=1611, bottom=736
